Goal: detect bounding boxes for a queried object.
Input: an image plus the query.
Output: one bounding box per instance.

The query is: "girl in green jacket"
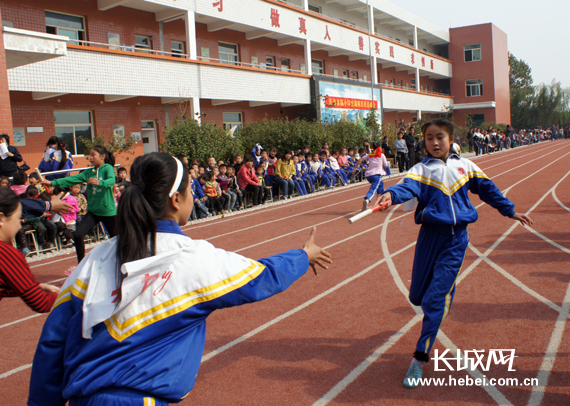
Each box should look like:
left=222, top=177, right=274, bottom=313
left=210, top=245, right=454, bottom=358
left=43, top=145, right=117, bottom=263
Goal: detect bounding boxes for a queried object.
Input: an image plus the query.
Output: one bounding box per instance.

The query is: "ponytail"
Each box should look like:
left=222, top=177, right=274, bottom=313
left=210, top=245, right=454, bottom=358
left=92, top=144, right=116, bottom=167
left=57, top=140, right=68, bottom=170
left=115, top=152, right=189, bottom=302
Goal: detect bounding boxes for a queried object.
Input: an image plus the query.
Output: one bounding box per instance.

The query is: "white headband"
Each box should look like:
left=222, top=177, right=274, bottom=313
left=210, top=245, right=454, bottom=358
left=169, top=157, right=184, bottom=198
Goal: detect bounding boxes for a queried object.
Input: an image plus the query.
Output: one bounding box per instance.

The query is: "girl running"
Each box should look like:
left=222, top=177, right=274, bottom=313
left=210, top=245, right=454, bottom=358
left=43, top=145, right=117, bottom=263
left=376, top=119, right=533, bottom=388
left=352, top=141, right=390, bottom=211
left=28, top=152, right=331, bottom=406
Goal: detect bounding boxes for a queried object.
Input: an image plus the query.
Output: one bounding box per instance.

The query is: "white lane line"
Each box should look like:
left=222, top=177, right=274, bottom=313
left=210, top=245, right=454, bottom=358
left=0, top=364, right=32, bottom=379
left=437, top=331, right=514, bottom=406
left=551, top=189, right=570, bottom=213
left=0, top=314, right=43, bottom=330
left=201, top=241, right=418, bottom=362
left=311, top=315, right=423, bottom=406
left=526, top=278, right=570, bottom=406
left=526, top=227, right=570, bottom=256
left=469, top=244, right=566, bottom=316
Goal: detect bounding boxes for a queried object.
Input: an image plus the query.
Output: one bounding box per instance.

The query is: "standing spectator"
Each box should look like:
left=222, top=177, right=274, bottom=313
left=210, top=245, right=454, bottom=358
left=237, top=155, right=262, bottom=206
left=265, top=147, right=278, bottom=187
left=467, top=128, right=474, bottom=153
left=405, top=127, right=416, bottom=170
left=38, top=137, right=74, bottom=181
left=0, top=134, right=23, bottom=178
left=396, top=131, right=409, bottom=173
left=274, top=150, right=296, bottom=199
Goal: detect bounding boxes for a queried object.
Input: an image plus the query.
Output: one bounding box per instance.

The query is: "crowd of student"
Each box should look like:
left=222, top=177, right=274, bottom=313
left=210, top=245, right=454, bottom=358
left=467, top=124, right=567, bottom=156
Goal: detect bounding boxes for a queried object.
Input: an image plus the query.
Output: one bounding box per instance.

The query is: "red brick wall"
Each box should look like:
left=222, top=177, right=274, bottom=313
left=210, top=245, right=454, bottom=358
left=0, top=8, right=14, bottom=135
left=491, top=24, right=510, bottom=125
left=9, top=92, right=167, bottom=169
left=199, top=99, right=309, bottom=126
left=0, top=0, right=187, bottom=54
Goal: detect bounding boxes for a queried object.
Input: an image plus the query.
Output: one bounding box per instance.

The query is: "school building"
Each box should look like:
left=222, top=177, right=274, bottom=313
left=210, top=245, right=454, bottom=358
left=0, top=0, right=510, bottom=167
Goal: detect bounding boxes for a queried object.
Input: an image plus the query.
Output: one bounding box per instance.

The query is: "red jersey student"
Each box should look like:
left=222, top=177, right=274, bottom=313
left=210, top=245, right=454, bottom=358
left=0, top=188, right=62, bottom=313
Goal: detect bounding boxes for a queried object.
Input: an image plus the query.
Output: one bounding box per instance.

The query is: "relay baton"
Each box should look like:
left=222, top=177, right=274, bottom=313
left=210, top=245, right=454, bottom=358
left=35, top=168, right=44, bottom=182
left=348, top=200, right=392, bottom=224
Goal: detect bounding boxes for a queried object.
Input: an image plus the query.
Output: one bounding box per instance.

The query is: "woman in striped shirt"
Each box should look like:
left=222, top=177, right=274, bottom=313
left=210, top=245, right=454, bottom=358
left=0, top=187, right=60, bottom=313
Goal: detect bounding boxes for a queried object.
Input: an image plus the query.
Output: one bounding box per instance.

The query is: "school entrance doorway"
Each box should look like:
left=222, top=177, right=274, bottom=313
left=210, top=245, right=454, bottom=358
left=142, top=120, right=158, bottom=154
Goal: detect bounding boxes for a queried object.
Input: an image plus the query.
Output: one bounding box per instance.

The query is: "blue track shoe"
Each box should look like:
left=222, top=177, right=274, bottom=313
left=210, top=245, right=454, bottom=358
left=403, top=363, right=423, bottom=389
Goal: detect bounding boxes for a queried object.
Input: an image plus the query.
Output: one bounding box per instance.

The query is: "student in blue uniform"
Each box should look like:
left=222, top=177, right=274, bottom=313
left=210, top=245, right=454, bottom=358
left=28, top=152, right=332, bottom=406
left=376, top=119, right=533, bottom=388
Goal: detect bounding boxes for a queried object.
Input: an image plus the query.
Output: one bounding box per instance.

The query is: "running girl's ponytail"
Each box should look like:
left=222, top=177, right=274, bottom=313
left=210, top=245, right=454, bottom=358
left=92, top=145, right=116, bottom=167
left=115, top=152, right=189, bottom=300
left=57, top=139, right=68, bottom=170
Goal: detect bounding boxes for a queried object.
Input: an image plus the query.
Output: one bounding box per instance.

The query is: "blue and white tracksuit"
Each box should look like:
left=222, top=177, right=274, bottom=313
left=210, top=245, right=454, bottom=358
left=190, top=178, right=208, bottom=219
left=294, top=163, right=308, bottom=195
left=28, top=221, right=310, bottom=406
left=300, top=161, right=316, bottom=193
left=385, top=154, right=515, bottom=358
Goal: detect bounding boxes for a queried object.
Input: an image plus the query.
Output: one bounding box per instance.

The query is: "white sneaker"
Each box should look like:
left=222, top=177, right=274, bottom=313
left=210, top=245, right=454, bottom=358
left=362, top=199, right=369, bottom=212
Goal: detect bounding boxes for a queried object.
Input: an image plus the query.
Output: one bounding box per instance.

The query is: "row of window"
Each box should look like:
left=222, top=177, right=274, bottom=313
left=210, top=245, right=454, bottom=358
left=53, top=111, right=243, bottom=155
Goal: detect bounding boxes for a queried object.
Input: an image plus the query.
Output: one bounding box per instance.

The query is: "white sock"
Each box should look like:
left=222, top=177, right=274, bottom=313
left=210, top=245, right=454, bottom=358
left=411, top=358, right=425, bottom=368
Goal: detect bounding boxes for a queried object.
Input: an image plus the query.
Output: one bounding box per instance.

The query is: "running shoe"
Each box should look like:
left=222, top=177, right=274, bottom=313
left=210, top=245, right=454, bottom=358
left=361, top=199, right=369, bottom=212
left=403, top=363, right=423, bottom=389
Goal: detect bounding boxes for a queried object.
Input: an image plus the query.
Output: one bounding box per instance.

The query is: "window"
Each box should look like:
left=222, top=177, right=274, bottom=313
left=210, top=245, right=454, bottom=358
left=251, top=56, right=259, bottom=68
left=311, top=59, right=323, bottom=75
left=411, top=79, right=416, bottom=90
left=333, top=69, right=339, bottom=77
left=308, top=4, right=321, bottom=13
left=266, top=56, right=276, bottom=69
left=45, top=11, right=85, bottom=44
left=404, top=82, right=409, bottom=89
left=363, top=75, right=367, bottom=82
left=464, top=43, right=481, bottom=62
left=223, top=112, right=242, bottom=134
left=219, top=42, right=238, bottom=65
left=342, top=70, right=349, bottom=78
left=135, top=35, right=151, bottom=53
left=108, top=33, right=120, bottom=50
left=409, top=39, right=414, bottom=46
left=398, top=80, right=403, bottom=87
left=351, top=71, right=358, bottom=80
left=466, top=79, right=483, bottom=97
left=200, top=47, right=210, bottom=61
left=54, top=111, right=93, bottom=156
left=2, top=21, right=14, bottom=27
left=300, top=63, right=306, bottom=74
left=281, top=58, right=290, bottom=72
left=171, top=41, right=184, bottom=57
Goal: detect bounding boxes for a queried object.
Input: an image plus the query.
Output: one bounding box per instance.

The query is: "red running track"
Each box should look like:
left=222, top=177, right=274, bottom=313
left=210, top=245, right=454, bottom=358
left=1, top=141, right=569, bottom=406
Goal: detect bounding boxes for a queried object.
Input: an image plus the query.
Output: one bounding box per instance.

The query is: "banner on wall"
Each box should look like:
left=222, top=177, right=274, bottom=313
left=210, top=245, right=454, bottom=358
left=314, top=79, right=382, bottom=127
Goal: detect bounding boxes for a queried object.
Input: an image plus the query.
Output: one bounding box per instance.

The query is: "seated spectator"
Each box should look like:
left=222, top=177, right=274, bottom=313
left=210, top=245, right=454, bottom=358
left=254, top=164, right=270, bottom=203
left=28, top=172, right=47, bottom=194
left=311, top=153, right=333, bottom=188
left=10, top=171, right=29, bottom=196
left=291, top=155, right=307, bottom=196
left=217, top=160, right=224, bottom=167
left=226, top=166, right=243, bottom=210
left=233, top=154, right=244, bottom=174
left=112, top=184, right=121, bottom=206
left=218, top=164, right=237, bottom=211
left=1, top=176, right=9, bottom=187
left=319, top=142, right=331, bottom=157
left=200, top=172, right=224, bottom=216
left=329, top=150, right=349, bottom=185
left=50, top=186, right=78, bottom=246
left=16, top=187, right=57, bottom=252
left=237, top=155, right=262, bottom=206
left=265, top=147, right=278, bottom=187
left=212, top=166, right=230, bottom=213
left=189, top=167, right=209, bottom=220
left=301, top=154, right=316, bottom=193
left=274, top=150, right=296, bottom=199
left=205, top=157, right=217, bottom=172
left=319, top=151, right=337, bottom=188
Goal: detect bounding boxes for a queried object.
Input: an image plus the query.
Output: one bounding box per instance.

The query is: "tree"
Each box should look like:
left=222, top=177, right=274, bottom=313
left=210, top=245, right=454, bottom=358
left=509, top=53, right=533, bottom=91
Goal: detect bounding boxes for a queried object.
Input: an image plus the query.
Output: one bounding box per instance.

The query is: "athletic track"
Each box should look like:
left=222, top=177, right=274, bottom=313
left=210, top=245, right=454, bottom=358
left=1, top=141, right=569, bottom=406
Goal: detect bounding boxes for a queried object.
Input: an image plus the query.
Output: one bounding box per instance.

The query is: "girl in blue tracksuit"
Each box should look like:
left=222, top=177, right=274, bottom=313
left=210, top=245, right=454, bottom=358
left=28, top=153, right=332, bottom=406
left=302, top=154, right=317, bottom=192
left=376, top=119, right=533, bottom=389
left=38, top=136, right=74, bottom=181
left=292, top=154, right=308, bottom=195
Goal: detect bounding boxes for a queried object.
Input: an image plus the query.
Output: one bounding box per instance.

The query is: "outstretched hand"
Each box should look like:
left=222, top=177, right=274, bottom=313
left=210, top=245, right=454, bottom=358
left=512, top=213, right=533, bottom=227
left=376, top=192, right=393, bottom=210
left=50, top=192, right=73, bottom=214
left=303, top=227, right=332, bottom=275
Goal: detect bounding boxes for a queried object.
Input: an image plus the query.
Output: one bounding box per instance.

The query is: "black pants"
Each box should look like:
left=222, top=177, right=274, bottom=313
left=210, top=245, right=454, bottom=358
left=406, top=147, right=415, bottom=170
left=55, top=221, right=74, bottom=243
left=37, top=218, right=57, bottom=245
left=74, top=212, right=117, bottom=263
left=245, top=184, right=262, bottom=205
left=397, top=151, right=409, bottom=173
left=206, top=196, right=223, bottom=213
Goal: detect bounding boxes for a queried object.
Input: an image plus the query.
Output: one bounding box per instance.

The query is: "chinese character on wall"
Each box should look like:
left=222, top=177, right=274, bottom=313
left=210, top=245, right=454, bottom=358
left=389, top=46, right=394, bottom=58
left=375, top=42, right=380, bottom=55
left=324, top=25, right=331, bottom=40
left=299, top=17, right=307, bottom=34
left=358, top=36, right=364, bottom=51
left=421, top=56, right=425, bottom=67
left=430, top=59, right=434, bottom=70
left=411, top=54, right=415, bottom=64
left=271, top=8, right=280, bottom=28
left=213, top=0, right=223, bottom=12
